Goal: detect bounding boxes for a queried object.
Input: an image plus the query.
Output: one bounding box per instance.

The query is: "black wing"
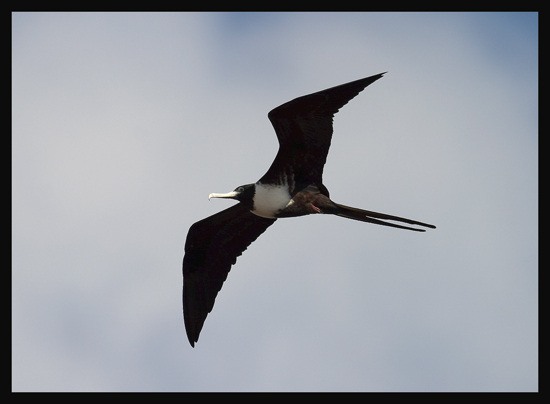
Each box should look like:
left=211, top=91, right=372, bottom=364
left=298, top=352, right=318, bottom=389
left=260, top=73, right=385, bottom=191
left=182, top=203, right=276, bottom=347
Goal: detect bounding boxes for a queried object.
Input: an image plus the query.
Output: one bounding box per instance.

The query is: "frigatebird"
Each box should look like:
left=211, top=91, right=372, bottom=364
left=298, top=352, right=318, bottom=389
left=182, top=73, right=435, bottom=347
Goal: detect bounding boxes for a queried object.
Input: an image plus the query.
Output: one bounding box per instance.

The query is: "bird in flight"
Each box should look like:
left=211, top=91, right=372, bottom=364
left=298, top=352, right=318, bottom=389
left=182, top=73, right=435, bottom=347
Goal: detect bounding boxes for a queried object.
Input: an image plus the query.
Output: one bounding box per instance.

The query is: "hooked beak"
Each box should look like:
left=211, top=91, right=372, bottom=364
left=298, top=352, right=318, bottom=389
left=208, top=191, right=239, bottom=200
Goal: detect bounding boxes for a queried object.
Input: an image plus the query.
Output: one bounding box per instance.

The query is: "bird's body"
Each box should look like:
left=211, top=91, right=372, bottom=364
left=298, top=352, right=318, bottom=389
left=182, top=73, right=435, bottom=346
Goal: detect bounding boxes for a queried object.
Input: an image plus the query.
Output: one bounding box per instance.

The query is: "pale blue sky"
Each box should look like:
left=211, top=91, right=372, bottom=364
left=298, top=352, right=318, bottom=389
left=12, top=12, right=537, bottom=391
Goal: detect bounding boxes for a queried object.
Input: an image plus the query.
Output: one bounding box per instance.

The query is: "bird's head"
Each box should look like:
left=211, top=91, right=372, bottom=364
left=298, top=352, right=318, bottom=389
left=209, top=183, right=256, bottom=208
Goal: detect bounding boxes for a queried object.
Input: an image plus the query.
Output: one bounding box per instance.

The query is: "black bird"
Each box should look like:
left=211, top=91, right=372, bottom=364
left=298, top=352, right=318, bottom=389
left=182, top=73, right=435, bottom=347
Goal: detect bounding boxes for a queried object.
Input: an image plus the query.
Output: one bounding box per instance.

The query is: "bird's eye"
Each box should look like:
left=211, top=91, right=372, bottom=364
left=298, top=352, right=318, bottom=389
left=237, top=187, right=244, bottom=192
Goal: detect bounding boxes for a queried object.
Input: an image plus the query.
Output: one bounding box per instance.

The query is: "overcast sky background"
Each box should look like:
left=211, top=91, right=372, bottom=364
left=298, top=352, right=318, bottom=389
left=12, top=12, right=537, bottom=392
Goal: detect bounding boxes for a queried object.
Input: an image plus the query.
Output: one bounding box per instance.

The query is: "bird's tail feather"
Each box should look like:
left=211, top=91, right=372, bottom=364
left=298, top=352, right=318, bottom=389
left=334, top=203, right=436, bottom=232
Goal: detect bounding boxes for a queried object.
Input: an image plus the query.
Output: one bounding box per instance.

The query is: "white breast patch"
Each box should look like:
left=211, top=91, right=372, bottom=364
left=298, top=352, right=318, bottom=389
left=251, top=182, right=292, bottom=219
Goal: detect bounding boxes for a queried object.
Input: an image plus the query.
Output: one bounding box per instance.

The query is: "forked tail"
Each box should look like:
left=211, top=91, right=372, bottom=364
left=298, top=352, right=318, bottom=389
left=334, top=203, right=436, bottom=232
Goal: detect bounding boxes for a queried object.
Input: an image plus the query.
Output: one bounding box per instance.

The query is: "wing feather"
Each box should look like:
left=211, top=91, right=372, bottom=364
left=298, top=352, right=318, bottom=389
left=182, top=203, right=275, bottom=346
left=261, top=73, right=385, bottom=189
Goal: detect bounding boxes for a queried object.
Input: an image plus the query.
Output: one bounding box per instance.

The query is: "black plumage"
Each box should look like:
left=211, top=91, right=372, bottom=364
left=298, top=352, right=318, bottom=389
left=182, top=73, right=435, bottom=347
